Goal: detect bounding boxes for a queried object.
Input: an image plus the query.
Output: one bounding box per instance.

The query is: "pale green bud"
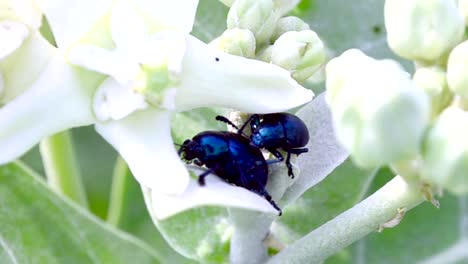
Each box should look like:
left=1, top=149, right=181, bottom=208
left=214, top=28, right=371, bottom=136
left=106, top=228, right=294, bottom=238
left=447, top=40, right=468, bottom=98
left=210, top=28, right=256, bottom=58
left=326, top=49, right=430, bottom=168
left=256, top=45, right=273, bottom=62
left=271, top=16, right=310, bottom=42
left=385, top=0, right=465, bottom=62
left=413, top=66, right=453, bottom=118
left=271, top=30, right=326, bottom=82
left=421, top=107, right=468, bottom=195
left=227, top=0, right=279, bottom=46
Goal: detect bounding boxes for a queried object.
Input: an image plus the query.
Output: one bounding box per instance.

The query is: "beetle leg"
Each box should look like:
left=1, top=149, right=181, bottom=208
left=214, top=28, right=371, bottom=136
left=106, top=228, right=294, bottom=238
left=289, top=148, right=308, bottom=156
left=284, top=148, right=308, bottom=178
left=254, top=189, right=282, bottom=216
left=285, top=152, right=294, bottom=178
left=197, top=168, right=216, bottom=186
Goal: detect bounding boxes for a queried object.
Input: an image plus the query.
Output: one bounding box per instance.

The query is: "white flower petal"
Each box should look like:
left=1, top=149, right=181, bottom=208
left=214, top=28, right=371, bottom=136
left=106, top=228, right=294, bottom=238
left=0, top=21, right=29, bottom=60
left=144, top=167, right=278, bottom=220
left=93, top=78, right=148, bottom=121
left=281, top=93, right=348, bottom=204
left=7, top=0, right=43, bottom=29
left=0, top=31, right=56, bottom=103
left=174, top=35, right=314, bottom=113
left=95, top=109, right=190, bottom=195
left=110, top=0, right=149, bottom=53
left=131, top=0, right=199, bottom=33
left=137, top=31, right=186, bottom=74
left=68, top=45, right=139, bottom=84
left=39, top=0, right=113, bottom=47
left=0, top=55, right=96, bottom=164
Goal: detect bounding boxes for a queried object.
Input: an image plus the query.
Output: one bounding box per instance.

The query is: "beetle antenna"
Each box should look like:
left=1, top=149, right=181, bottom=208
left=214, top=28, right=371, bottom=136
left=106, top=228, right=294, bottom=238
left=215, top=115, right=250, bottom=138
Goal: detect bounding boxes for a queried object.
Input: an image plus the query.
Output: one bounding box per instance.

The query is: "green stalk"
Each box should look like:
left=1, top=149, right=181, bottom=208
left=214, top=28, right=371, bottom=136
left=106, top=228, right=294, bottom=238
left=40, top=130, right=88, bottom=208
left=106, top=156, right=131, bottom=227
left=268, top=176, right=425, bottom=264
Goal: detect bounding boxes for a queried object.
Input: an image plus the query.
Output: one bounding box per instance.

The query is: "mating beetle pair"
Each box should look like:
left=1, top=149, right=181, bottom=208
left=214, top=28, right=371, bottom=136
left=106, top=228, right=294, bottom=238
left=178, top=113, right=309, bottom=215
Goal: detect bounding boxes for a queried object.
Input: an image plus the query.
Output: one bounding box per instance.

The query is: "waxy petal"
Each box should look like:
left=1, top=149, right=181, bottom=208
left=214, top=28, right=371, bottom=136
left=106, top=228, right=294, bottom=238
left=1, top=0, right=42, bottom=29
left=93, top=78, right=148, bottom=121
left=39, top=0, right=113, bottom=47
left=131, top=0, right=199, bottom=33
left=0, top=21, right=29, bottom=60
left=0, top=55, right=96, bottom=164
left=110, top=0, right=149, bottom=53
left=95, top=110, right=190, bottom=195
left=67, top=45, right=139, bottom=85
left=0, top=31, right=55, bottom=103
left=174, top=35, right=314, bottom=113
left=143, top=167, right=278, bottom=220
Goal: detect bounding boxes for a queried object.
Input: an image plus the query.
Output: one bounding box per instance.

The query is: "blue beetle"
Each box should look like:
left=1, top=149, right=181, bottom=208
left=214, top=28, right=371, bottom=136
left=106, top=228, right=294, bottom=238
left=178, top=131, right=282, bottom=215
left=216, top=113, right=309, bottom=178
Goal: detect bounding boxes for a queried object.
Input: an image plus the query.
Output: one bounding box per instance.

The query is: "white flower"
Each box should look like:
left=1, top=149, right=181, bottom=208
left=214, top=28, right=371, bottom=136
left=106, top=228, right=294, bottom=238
left=0, top=0, right=313, bottom=218
left=0, top=0, right=54, bottom=103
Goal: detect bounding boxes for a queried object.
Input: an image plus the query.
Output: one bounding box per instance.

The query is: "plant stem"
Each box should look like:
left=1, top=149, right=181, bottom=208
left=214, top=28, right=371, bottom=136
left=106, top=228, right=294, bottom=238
left=106, top=156, right=130, bottom=227
left=40, top=130, right=88, bottom=208
left=228, top=209, right=272, bottom=264
left=267, top=176, right=425, bottom=264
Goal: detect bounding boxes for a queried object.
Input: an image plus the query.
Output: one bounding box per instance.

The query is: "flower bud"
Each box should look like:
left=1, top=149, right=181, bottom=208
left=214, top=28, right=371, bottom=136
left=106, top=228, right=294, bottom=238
left=385, top=0, right=464, bottom=62
left=227, top=0, right=279, bottom=46
left=413, top=66, right=453, bottom=118
left=326, top=49, right=430, bottom=168
left=271, top=16, right=310, bottom=42
left=271, top=30, right=326, bottom=82
left=447, top=40, right=468, bottom=98
left=273, top=0, right=301, bottom=15
left=210, top=28, right=256, bottom=58
left=421, top=107, right=468, bottom=195
left=256, top=45, right=273, bottom=62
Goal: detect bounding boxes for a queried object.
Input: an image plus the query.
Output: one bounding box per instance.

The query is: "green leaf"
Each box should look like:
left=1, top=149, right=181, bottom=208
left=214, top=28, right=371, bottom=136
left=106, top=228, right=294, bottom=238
left=325, top=170, right=468, bottom=264
left=274, top=159, right=377, bottom=244
left=192, top=0, right=229, bottom=43
left=0, top=162, right=160, bottom=263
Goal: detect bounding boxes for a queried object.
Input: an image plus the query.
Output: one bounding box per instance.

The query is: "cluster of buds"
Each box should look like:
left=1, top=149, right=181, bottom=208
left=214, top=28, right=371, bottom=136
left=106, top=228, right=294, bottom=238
left=213, top=0, right=326, bottom=83
left=326, top=0, right=468, bottom=197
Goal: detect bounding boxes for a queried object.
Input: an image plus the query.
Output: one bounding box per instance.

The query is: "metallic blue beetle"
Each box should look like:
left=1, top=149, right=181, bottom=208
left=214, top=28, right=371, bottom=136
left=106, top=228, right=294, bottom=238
left=216, top=113, right=309, bottom=178
left=179, top=131, right=282, bottom=215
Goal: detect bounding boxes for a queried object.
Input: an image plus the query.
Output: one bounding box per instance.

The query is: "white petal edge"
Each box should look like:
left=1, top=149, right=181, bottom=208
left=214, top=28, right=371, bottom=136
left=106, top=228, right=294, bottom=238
left=131, top=0, right=199, bottom=33
left=93, top=78, right=148, bottom=121
left=174, top=35, right=314, bottom=113
left=0, top=21, right=29, bottom=60
left=110, top=0, right=149, bottom=54
left=0, top=31, right=56, bottom=103
left=281, top=93, right=349, bottom=205
left=9, top=0, right=43, bottom=29
left=0, top=54, right=96, bottom=164
left=68, top=45, right=139, bottom=84
left=95, top=109, right=190, bottom=195
left=143, top=166, right=278, bottom=220
left=38, top=0, right=113, bottom=47
left=137, top=31, right=186, bottom=75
